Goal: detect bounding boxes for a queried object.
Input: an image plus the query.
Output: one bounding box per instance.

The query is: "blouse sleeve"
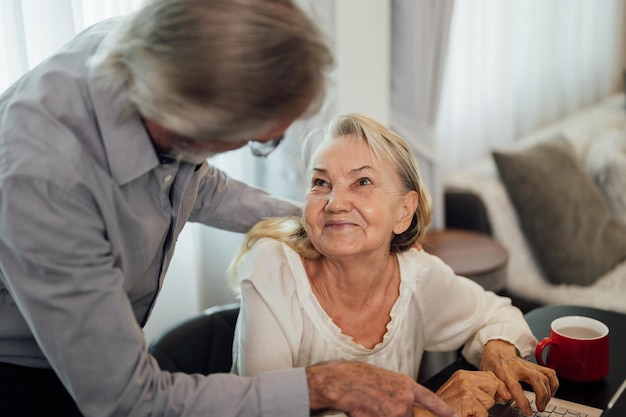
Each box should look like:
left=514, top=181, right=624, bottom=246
left=232, top=239, right=303, bottom=376
left=413, top=251, right=537, bottom=367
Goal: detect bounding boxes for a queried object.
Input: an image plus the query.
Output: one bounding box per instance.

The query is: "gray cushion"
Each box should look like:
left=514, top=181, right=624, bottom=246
left=492, top=136, right=626, bottom=286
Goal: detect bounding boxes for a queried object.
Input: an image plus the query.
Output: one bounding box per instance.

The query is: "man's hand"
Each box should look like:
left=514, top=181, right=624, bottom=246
left=479, top=340, right=559, bottom=415
left=414, top=370, right=508, bottom=417
left=306, top=361, right=459, bottom=417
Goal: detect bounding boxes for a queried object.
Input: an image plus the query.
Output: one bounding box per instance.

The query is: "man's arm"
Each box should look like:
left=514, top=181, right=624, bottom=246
left=307, top=361, right=459, bottom=417
left=191, top=164, right=301, bottom=232
left=0, top=177, right=310, bottom=417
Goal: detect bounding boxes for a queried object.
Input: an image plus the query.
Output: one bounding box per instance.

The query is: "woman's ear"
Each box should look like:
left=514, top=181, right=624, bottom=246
left=393, top=190, right=419, bottom=235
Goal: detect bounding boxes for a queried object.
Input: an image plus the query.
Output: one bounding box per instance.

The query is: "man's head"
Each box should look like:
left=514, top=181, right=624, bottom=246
left=92, top=0, right=334, bottom=155
left=143, top=117, right=290, bottom=163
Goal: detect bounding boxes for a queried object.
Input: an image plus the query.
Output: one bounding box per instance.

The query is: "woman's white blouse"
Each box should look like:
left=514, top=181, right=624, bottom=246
left=232, top=238, right=536, bottom=378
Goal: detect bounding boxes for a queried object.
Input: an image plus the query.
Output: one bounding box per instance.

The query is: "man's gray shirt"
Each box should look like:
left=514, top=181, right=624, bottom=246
left=0, top=18, right=307, bottom=417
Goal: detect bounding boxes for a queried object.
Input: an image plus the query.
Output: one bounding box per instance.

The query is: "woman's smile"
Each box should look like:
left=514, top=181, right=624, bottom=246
left=324, top=219, right=357, bottom=228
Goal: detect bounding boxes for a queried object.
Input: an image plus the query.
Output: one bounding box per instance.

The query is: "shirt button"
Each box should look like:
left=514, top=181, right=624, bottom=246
left=163, top=174, right=173, bottom=184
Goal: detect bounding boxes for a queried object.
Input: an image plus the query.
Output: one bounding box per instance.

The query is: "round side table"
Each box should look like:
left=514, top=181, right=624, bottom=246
left=423, top=229, right=508, bottom=292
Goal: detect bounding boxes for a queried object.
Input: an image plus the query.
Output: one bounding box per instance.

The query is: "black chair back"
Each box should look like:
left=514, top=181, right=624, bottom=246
left=148, top=303, right=240, bottom=375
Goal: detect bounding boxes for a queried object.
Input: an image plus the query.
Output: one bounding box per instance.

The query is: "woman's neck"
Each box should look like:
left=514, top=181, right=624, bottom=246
left=307, top=253, right=397, bottom=304
left=304, top=253, right=401, bottom=349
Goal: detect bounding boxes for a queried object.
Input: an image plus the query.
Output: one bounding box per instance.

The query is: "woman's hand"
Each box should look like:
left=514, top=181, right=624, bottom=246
left=414, top=370, right=507, bottom=417
left=479, top=339, right=559, bottom=415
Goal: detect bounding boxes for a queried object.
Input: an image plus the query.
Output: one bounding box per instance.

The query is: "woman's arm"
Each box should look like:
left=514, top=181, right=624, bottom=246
left=232, top=239, right=300, bottom=376
left=414, top=252, right=557, bottom=416
left=416, top=253, right=536, bottom=361
left=234, top=280, right=297, bottom=376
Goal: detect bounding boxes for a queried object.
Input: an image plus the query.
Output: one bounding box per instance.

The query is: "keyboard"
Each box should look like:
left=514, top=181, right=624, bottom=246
left=489, top=391, right=603, bottom=417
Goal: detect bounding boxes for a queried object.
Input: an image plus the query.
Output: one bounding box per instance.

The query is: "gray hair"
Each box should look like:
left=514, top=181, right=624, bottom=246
left=90, top=0, right=334, bottom=140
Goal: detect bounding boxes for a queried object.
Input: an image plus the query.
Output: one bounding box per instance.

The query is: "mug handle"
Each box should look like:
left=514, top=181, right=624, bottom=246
left=535, top=337, right=554, bottom=367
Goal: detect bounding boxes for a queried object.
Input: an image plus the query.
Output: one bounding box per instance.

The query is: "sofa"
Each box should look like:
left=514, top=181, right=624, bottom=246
left=443, top=93, right=626, bottom=314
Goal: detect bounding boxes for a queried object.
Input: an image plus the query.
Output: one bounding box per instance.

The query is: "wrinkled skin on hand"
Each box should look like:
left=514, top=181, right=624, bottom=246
left=479, top=340, right=559, bottom=416
left=306, top=361, right=459, bottom=417
left=414, top=370, right=507, bottom=417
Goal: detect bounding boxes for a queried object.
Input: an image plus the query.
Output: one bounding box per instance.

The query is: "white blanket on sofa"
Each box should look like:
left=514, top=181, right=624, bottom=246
left=444, top=93, right=626, bottom=314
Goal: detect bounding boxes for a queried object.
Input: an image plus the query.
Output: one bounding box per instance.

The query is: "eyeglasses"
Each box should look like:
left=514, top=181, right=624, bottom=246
left=248, top=134, right=285, bottom=158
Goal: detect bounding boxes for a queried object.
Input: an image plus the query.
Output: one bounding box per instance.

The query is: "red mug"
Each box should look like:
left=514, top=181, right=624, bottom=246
left=535, top=316, right=609, bottom=382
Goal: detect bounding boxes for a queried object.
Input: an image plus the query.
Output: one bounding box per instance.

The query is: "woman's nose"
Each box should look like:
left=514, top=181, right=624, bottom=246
left=325, top=188, right=350, bottom=212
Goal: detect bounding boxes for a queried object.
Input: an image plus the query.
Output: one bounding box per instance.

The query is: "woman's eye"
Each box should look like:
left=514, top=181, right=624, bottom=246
left=357, top=178, right=372, bottom=186
left=312, top=178, right=329, bottom=187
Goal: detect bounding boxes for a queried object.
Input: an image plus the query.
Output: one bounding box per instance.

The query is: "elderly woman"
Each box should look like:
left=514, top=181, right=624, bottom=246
left=230, top=113, right=558, bottom=417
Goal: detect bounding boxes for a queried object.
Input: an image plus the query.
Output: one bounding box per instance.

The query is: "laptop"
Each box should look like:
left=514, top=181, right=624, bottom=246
left=489, top=378, right=626, bottom=417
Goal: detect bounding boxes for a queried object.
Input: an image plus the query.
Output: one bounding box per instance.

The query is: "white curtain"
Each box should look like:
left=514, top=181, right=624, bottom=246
left=436, top=0, right=626, bottom=171
left=0, top=0, right=144, bottom=92
left=390, top=0, right=455, bottom=230
left=388, top=0, right=626, bottom=379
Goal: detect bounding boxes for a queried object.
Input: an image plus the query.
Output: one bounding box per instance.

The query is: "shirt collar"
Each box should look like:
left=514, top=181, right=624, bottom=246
left=87, top=65, right=160, bottom=186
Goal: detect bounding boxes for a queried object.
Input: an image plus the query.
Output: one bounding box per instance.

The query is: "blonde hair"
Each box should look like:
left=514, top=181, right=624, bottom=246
left=228, top=113, right=433, bottom=290
left=90, top=0, right=334, bottom=140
